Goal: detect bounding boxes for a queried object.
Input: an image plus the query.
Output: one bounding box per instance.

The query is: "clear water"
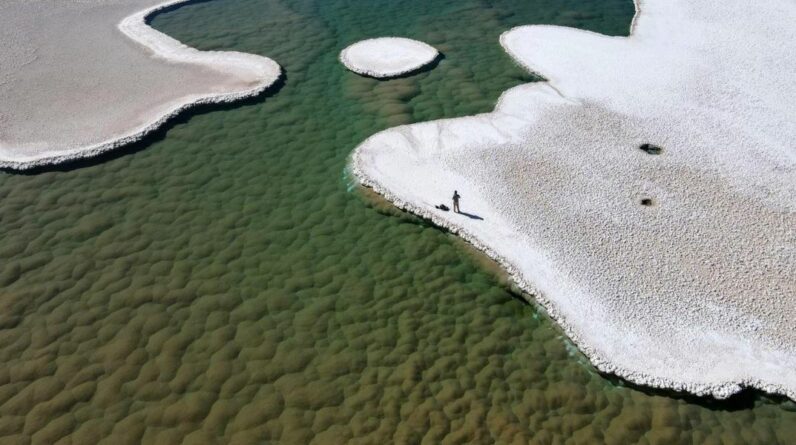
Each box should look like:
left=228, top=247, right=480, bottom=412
left=0, top=0, right=794, bottom=443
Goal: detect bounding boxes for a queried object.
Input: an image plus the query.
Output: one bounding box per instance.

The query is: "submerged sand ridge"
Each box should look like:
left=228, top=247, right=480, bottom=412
left=340, top=37, right=439, bottom=78
left=0, top=0, right=281, bottom=170
left=353, top=0, right=796, bottom=399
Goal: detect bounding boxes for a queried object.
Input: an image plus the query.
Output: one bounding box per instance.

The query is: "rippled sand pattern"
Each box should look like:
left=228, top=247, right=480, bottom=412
left=0, top=0, right=794, bottom=443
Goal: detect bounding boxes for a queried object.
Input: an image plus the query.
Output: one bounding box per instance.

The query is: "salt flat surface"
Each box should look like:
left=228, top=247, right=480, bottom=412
left=0, top=0, right=280, bottom=170
left=353, top=0, right=796, bottom=399
left=340, top=37, right=438, bottom=78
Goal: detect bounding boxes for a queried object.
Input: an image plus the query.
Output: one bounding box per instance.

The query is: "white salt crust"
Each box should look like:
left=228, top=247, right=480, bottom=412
left=0, top=0, right=281, bottom=170
left=340, top=37, right=439, bottom=78
left=352, top=0, right=796, bottom=400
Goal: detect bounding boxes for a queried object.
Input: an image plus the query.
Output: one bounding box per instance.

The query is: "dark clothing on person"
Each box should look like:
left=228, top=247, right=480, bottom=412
left=452, top=191, right=461, bottom=213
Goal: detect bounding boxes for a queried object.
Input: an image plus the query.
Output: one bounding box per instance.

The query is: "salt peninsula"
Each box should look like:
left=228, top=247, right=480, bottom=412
left=353, top=0, right=796, bottom=399
left=0, top=0, right=280, bottom=170
left=340, top=37, right=439, bottom=78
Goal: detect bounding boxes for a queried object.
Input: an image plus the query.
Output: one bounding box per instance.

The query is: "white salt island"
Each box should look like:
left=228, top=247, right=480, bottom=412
left=340, top=37, right=439, bottom=79
left=353, top=0, right=796, bottom=399
left=0, top=0, right=281, bottom=170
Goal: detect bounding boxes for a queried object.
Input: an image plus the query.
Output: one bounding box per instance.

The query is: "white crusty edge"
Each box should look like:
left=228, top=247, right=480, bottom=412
left=0, top=0, right=281, bottom=170
left=339, top=37, right=439, bottom=79
left=350, top=0, right=796, bottom=401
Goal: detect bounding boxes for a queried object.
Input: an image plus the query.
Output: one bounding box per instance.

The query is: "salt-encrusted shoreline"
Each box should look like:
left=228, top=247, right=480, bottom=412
left=352, top=0, right=796, bottom=400
left=339, top=37, right=438, bottom=79
left=352, top=138, right=796, bottom=401
left=0, top=0, right=281, bottom=170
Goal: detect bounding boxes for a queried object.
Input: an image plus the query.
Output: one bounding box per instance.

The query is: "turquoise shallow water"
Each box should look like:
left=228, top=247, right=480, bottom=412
left=0, top=0, right=794, bottom=443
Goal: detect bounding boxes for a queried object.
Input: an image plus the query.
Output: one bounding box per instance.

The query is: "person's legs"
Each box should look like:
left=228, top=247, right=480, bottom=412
left=454, top=202, right=459, bottom=213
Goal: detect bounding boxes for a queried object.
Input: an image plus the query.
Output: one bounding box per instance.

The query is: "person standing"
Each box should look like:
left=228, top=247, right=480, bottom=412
left=452, top=190, right=461, bottom=213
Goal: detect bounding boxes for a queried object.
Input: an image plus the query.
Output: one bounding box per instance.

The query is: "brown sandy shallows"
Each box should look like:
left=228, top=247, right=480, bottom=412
left=0, top=0, right=280, bottom=170
left=352, top=0, right=796, bottom=399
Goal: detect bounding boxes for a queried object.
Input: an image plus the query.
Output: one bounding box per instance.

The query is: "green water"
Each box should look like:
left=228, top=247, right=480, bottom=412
left=0, top=0, right=794, bottom=443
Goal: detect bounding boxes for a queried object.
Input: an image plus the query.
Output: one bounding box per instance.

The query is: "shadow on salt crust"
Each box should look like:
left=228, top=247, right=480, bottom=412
left=352, top=0, right=796, bottom=400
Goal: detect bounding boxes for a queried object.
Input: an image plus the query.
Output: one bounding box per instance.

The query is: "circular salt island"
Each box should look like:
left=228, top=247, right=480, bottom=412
left=340, top=37, right=439, bottom=79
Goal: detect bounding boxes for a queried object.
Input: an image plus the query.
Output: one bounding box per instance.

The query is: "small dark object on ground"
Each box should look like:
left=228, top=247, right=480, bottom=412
left=640, top=198, right=654, bottom=206
left=639, top=143, right=663, bottom=155
left=435, top=204, right=450, bottom=211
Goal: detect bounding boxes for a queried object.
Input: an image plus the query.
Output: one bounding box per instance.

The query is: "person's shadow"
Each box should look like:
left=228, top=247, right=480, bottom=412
left=458, top=211, right=484, bottom=220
